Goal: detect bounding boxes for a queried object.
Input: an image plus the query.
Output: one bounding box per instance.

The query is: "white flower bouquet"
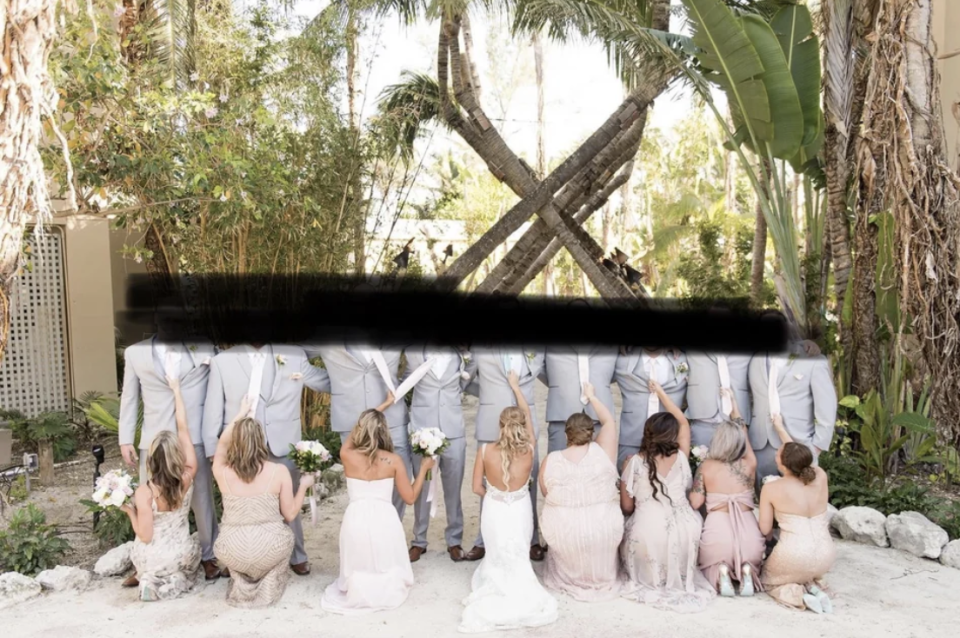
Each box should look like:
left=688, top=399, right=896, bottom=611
left=688, top=445, right=709, bottom=474
left=289, top=440, right=333, bottom=526
left=92, top=469, right=137, bottom=509
left=410, top=428, right=449, bottom=480
left=762, top=475, right=782, bottom=485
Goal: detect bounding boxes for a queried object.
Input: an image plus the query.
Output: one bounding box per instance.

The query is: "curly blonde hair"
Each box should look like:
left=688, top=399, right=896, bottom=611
left=496, top=406, right=531, bottom=486
left=351, top=409, right=394, bottom=466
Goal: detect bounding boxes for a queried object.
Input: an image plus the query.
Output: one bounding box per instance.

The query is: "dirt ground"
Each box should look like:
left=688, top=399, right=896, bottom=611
left=2, top=386, right=958, bottom=637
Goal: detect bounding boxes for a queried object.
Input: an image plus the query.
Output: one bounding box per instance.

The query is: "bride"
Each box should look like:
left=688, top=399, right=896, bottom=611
left=459, top=370, right=558, bottom=633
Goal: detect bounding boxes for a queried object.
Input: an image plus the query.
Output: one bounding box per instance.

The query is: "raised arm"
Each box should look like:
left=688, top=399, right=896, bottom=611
left=722, top=387, right=757, bottom=468
left=508, top=370, right=535, bottom=445
left=167, top=376, right=197, bottom=483
left=587, top=383, right=618, bottom=466
left=771, top=413, right=794, bottom=445
left=376, top=391, right=395, bottom=412
left=212, top=395, right=253, bottom=470
left=652, top=379, right=690, bottom=455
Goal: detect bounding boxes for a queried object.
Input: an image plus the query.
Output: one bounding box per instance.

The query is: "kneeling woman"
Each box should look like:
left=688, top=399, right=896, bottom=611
left=213, top=395, right=314, bottom=608
left=123, top=376, right=201, bottom=602
left=322, top=392, right=434, bottom=615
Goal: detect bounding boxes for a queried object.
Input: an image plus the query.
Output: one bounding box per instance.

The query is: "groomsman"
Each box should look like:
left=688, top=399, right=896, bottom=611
left=202, top=343, right=329, bottom=576
left=302, top=344, right=414, bottom=518
left=748, top=314, right=837, bottom=481
left=543, top=345, right=617, bottom=454
left=464, top=346, right=546, bottom=561
left=119, top=328, right=220, bottom=586
left=685, top=352, right=752, bottom=447
left=402, top=345, right=477, bottom=563
left=614, top=347, right=689, bottom=471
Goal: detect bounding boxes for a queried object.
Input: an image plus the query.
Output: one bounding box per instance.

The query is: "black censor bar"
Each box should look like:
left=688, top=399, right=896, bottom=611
left=121, top=274, right=787, bottom=352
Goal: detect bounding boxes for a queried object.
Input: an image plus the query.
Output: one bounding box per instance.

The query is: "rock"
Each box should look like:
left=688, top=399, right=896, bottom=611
left=0, top=572, right=42, bottom=609
left=321, top=463, right=345, bottom=492
left=35, top=566, right=92, bottom=592
left=94, top=542, right=133, bottom=577
left=885, top=511, right=949, bottom=559
left=831, top=506, right=889, bottom=547
left=314, top=482, right=330, bottom=500
left=940, top=540, right=960, bottom=569
left=826, top=503, right=839, bottom=524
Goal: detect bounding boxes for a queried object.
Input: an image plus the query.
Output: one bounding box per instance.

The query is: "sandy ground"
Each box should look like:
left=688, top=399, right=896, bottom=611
left=3, top=386, right=959, bottom=637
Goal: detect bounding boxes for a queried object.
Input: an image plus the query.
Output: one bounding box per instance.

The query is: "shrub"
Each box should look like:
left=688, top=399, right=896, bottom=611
left=79, top=499, right=135, bottom=548
left=0, top=410, right=77, bottom=463
left=0, top=504, right=70, bottom=575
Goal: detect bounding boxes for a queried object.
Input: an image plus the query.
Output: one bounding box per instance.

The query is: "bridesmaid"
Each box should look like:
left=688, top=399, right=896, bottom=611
left=619, top=379, right=715, bottom=613
left=539, top=382, right=622, bottom=601
left=689, top=389, right=765, bottom=597
left=759, top=414, right=836, bottom=613
left=322, top=393, right=434, bottom=615
left=213, top=395, right=314, bottom=607
left=122, top=376, right=201, bottom=601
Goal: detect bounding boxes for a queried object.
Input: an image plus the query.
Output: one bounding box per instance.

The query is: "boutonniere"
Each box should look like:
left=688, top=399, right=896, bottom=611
left=788, top=353, right=798, bottom=362
left=188, top=344, right=197, bottom=353
left=459, top=352, right=472, bottom=380
left=291, top=372, right=303, bottom=380
left=276, top=354, right=286, bottom=366
left=201, top=357, right=211, bottom=366
left=675, top=362, right=689, bottom=375
left=794, top=373, right=803, bottom=380
left=525, top=351, right=536, bottom=362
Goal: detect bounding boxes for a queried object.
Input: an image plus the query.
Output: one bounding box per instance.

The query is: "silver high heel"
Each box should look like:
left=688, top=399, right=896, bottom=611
left=718, top=564, right=736, bottom=597
left=802, top=593, right=824, bottom=614
left=739, top=564, right=755, bottom=597
left=807, top=584, right=833, bottom=613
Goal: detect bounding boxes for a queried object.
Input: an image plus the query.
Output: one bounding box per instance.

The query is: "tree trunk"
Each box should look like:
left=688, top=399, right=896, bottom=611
left=346, top=5, right=359, bottom=130
left=0, top=0, right=71, bottom=361
left=750, top=198, right=767, bottom=306
left=533, top=31, right=545, bottom=179
left=38, top=440, right=54, bottom=485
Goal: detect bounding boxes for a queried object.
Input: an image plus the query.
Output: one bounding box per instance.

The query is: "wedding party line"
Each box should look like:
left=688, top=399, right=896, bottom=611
left=107, top=308, right=839, bottom=632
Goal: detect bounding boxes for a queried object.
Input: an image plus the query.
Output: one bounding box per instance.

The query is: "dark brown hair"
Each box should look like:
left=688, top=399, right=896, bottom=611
left=638, top=412, right=680, bottom=503
left=781, top=443, right=816, bottom=485
left=565, top=413, right=594, bottom=447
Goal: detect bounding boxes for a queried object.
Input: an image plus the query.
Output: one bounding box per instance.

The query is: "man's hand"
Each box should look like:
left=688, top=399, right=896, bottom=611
left=121, top=444, right=139, bottom=469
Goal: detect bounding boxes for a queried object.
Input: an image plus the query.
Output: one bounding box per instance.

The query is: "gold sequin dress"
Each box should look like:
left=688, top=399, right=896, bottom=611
left=761, top=509, right=836, bottom=608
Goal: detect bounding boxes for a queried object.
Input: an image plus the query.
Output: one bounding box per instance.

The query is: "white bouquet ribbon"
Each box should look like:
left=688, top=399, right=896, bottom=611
left=717, top=355, right=732, bottom=417
left=577, top=352, right=590, bottom=405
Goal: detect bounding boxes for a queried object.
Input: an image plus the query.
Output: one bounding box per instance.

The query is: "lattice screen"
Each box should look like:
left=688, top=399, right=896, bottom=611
left=0, top=228, right=69, bottom=417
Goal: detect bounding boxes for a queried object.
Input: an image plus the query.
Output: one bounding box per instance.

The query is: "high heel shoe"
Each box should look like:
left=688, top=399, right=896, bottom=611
left=807, top=585, right=833, bottom=614
left=718, top=564, right=736, bottom=597
left=802, top=593, right=824, bottom=614
left=739, top=564, right=755, bottom=597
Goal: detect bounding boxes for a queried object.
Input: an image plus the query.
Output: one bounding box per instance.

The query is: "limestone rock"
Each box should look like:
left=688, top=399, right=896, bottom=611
left=0, top=572, right=42, bottom=609
left=94, top=542, right=133, bottom=577
left=885, top=511, right=949, bottom=559
left=35, top=565, right=92, bottom=592
left=939, top=540, right=960, bottom=569
left=321, top=463, right=345, bottom=492
left=831, top=506, right=889, bottom=547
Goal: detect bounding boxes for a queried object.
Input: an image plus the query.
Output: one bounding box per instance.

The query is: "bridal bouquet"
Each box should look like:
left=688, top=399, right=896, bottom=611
left=410, top=428, right=448, bottom=480
left=289, top=440, right=333, bottom=526
left=762, top=475, right=782, bottom=486
left=92, top=469, right=137, bottom=509
left=689, top=445, right=709, bottom=474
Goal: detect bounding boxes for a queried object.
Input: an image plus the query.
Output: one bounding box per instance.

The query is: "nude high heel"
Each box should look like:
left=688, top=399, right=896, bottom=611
left=739, top=564, right=755, bottom=597
left=718, top=564, right=736, bottom=597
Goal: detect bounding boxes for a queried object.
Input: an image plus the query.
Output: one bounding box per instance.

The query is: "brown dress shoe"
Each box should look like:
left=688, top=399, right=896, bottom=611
left=529, top=544, right=545, bottom=561
left=220, top=566, right=231, bottom=578
left=447, top=546, right=466, bottom=562
left=464, top=546, right=485, bottom=561
left=201, top=559, right=221, bottom=580
left=122, top=574, right=139, bottom=588
left=409, top=546, right=427, bottom=562
left=290, top=562, right=311, bottom=576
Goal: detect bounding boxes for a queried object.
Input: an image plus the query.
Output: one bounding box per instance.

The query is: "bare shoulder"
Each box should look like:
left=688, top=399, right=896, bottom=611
left=134, top=484, right=153, bottom=504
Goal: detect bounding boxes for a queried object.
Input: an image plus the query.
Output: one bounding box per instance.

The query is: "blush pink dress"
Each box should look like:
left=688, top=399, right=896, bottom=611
left=697, top=490, right=765, bottom=591
left=540, top=443, right=623, bottom=601
left=321, top=477, right=414, bottom=615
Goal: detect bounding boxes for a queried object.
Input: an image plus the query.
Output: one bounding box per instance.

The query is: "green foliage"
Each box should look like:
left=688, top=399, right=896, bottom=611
left=8, top=475, right=28, bottom=502
left=188, top=481, right=223, bottom=536
left=302, top=426, right=343, bottom=464
left=80, top=499, right=136, bottom=548
left=675, top=219, right=776, bottom=302
left=70, top=391, right=109, bottom=443
left=84, top=395, right=143, bottom=449
left=0, top=410, right=77, bottom=463
left=0, top=504, right=71, bottom=575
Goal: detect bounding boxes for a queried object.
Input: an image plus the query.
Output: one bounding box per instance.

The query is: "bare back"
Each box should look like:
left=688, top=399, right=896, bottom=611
left=766, top=467, right=830, bottom=517
left=700, top=458, right=757, bottom=512
left=215, top=461, right=284, bottom=497
left=341, top=446, right=404, bottom=482
left=482, top=442, right=533, bottom=492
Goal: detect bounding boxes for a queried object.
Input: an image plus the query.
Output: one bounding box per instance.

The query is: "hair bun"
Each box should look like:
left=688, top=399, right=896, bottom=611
left=799, top=466, right=817, bottom=485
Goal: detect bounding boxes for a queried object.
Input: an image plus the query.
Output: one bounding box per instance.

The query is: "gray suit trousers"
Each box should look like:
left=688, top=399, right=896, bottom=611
left=547, top=420, right=602, bottom=454
left=473, top=442, right=540, bottom=548
left=268, top=453, right=307, bottom=565
left=139, top=444, right=218, bottom=562
left=411, top=436, right=467, bottom=550
left=617, top=444, right=639, bottom=476
left=754, top=442, right=821, bottom=487
left=339, top=426, right=414, bottom=519
left=690, top=419, right=720, bottom=448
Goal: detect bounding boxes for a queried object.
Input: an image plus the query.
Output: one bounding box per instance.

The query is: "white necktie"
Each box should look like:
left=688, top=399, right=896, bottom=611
left=768, top=357, right=781, bottom=418
left=645, top=357, right=660, bottom=416
left=577, top=351, right=590, bottom=405
left=504, top=353, right=522, bottom=376
left=247, top=350, right=266, bottom=415
left=370, top=351, right=397, bottom=395
left=392, top=355, right=435, bottom=404
left=431, top=352, right=451, bottom=379
left=717, top=355, right=732, bottom=417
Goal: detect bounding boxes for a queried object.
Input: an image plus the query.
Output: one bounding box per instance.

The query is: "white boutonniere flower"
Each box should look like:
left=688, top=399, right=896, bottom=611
left=291, top=372, right=303, bottom=380
left=762, top=475, right=782, bottom=485
left=201, top=357, right=212, bottom=366
left=276, top=355, right=286, bottom=366
left=525, top=351, right=536, bottom=362
left=794, top=373, right=803, bottom=380
left=676, top=362, right=689, bottom=375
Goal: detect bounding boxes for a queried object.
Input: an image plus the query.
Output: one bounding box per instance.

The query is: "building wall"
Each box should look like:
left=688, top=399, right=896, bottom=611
left=934, top=0, right=960, bottom=169
left=108, top=225, right=153, bottom=346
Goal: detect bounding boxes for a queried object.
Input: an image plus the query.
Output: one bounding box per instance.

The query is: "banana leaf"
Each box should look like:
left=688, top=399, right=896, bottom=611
left=770, top=3, right=822, bottom=146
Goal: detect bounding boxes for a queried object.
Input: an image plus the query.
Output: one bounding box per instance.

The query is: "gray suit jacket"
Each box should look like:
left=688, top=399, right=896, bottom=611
left=615, top=350, right=688, bottom=447
left=402, top=347, right=476, bottom=439
left=201, top=344, right=330, bottom=457
left=302, top=345, right=408, bottom=434
left=748, top=353, right=837, bottom=452
left=464, top=347, right=545, bottom=443
left=685, top=352, right=753, bottom=425
left=119, top=337, right=217, bottom=451
left=543, top=346, right=617, bottom=422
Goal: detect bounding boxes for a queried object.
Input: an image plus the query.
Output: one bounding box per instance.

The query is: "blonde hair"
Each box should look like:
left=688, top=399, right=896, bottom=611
left=226, top=417, right=269, bottom=483
left=706, top=420, right=748, bottom=465
left=147, top=431, right=185, bottom=510
left=350, top=409, right=394, bottom=466
left=496, top=406, right=531, bottom=486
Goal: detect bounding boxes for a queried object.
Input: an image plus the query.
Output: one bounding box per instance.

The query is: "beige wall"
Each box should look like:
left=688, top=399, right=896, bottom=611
left=109, top=225, right=153, bottom=346
left=934, top=0, right=960, bottom=169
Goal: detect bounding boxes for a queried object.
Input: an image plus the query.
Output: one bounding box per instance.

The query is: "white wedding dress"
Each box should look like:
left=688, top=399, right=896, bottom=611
left=459, top=450, right=558, bottom=633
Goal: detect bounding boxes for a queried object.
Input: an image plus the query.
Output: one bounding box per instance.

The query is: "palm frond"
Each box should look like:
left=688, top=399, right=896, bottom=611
left=376, top=71, right=445, bottom=161
left=142, top=0, right=197, bottom=88
left=821, top=0, right=854, bottom=139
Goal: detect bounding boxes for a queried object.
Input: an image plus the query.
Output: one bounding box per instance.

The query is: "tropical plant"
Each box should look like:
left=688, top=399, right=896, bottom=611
left=85, top=395, right=144, bottom=449
left=0, top=504, right=71, bottom=575
left=0, top=409, right=77, bottom=463
left=79, top=499, right=136, bottom=548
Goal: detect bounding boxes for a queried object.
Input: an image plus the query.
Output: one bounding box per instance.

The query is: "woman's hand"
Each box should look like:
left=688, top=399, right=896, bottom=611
left=300, top=474, right=316, bottom=491
left=507, top=370, right=520, bottom=390
left=376, top=391, right=395, bottom=412
left=771, top=413, right=784, bottom=429
left=648, top=379, right=664, bottom=395
left=583, top=381, right=596, bottom=400
left=422, top=456, right=437, bottom=472
left=166, top=375, right=181, bottom=391
left=120, top=503, right=134, bottom=514
left=236, top=394, right=252, bottom=420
